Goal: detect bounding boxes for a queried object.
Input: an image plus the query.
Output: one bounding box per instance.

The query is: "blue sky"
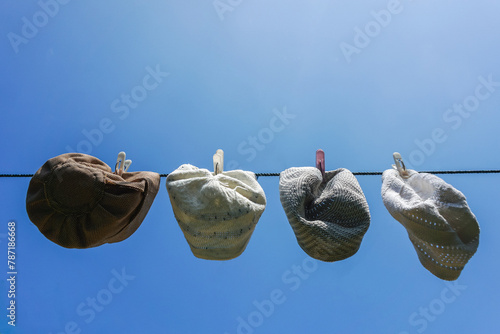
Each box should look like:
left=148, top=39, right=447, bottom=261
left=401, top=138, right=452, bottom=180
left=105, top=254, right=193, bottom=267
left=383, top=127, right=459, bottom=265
left=1, top=0, right=499, bottom=333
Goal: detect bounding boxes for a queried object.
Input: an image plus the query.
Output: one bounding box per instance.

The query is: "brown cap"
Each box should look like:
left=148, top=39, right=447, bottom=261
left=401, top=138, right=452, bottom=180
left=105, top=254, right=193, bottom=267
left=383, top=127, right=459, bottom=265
left=26, top=153, right=160, bottom=248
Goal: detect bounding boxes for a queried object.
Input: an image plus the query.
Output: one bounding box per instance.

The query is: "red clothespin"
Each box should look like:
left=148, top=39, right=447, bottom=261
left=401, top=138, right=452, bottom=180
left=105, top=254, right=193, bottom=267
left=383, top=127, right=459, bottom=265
left=316, top=149, right=325, bottom=179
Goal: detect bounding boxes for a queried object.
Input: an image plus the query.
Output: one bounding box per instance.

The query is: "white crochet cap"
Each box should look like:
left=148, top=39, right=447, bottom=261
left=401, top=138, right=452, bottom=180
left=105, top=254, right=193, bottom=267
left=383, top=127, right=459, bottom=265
left=279, top=167, right=371, bottom=262
left=381, top=168, right=480, bottom=281
left=166, top=164, right=266, bottom=260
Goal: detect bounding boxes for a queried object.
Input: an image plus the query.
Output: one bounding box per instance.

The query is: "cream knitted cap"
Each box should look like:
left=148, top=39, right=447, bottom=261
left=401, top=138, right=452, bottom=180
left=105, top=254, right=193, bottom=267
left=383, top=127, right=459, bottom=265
left=279, top=167, right=371, bottom=262
left=166, top=164, right=266, bottom=260
left=381, top=168, right=480, bottom=280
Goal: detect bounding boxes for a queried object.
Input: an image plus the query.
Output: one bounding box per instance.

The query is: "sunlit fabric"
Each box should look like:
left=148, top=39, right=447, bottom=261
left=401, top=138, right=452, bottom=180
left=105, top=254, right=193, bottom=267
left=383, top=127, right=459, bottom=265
left=279, top=167, right=371, bottom=262
left=166, top=164, right=266, bottom=260
left=26, top=153, right=160, bottom=248
left=382, top=168, right=480, bottom=280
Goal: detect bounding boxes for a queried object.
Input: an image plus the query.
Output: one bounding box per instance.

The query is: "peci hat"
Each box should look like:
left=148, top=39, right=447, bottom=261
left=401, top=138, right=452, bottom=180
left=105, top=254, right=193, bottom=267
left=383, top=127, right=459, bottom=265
left=26, top=152, right=160, bottom=249
left=166, top=157, right=266, bottom=260
left=381, top=153, right=480, bottom=280
left=279, top=166, right=371, bottom=262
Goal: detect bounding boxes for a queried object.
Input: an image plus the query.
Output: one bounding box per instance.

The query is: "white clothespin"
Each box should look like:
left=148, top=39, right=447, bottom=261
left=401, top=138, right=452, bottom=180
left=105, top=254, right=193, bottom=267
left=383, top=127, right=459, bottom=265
left=123, top=159, right=132, bottom=172
left=316, top=149, right=325, bottom=179
left=115, top=151, right=132, bottom=176
left=392, top=152, right=409, bottom=179
left=213, top=149, right=224, bottom=175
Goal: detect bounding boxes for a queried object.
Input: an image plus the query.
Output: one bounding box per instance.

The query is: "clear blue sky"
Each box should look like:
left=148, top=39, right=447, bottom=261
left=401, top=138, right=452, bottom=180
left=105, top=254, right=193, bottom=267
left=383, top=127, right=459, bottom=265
left=1, top=1, right=499, bottom=333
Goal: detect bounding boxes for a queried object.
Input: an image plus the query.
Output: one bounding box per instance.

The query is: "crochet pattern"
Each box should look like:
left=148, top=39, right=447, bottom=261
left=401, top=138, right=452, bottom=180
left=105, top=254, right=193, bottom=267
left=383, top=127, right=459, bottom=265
left=381, top=168, right=480, bottom=280
left=279, top=167, right=371, bottom=262
left=166, top=164, right=266, bottom=260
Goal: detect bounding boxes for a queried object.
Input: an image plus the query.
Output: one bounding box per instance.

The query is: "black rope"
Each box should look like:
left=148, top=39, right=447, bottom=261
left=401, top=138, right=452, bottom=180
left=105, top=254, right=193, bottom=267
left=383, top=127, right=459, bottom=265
left=256, top=170, right=500, bottom=177
left=351, top=172, right=383, bottom=176
left=2, top=170, right=500, bottom=178
left=253, top=170, right=500, bottom=178
left=419, top=170, right=500, bottom=175
left=255, top=173, right=280, bottom=177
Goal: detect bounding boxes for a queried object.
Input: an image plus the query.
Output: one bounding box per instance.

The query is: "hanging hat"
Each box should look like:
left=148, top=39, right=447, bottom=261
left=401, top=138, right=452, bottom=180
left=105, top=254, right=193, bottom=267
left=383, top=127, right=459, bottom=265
left=26, top=152, right=160, bottom=249
left=381, top=158, right=480, bottom=281
left=279, top=167, right=371, bottom=262
left=166, top=164, right=266, bottom=260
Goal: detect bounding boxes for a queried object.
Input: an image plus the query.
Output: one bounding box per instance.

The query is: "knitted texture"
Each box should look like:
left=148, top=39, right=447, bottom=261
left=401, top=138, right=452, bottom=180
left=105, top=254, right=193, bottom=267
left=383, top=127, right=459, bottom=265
left=381, top=168, right=480, bottom=281
left=166, top=164, right=266, bottom=260
left=26, top=153, right=160, bottom=248
left=279, top=167, right=371, bottom=262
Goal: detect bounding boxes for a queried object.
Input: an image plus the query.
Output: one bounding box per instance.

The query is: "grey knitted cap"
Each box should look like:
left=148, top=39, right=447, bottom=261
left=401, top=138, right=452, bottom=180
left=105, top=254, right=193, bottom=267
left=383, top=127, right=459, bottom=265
left=381, top=168, right=480, bottom=281
left=166, top=164, right=266, bottom=260
left=279, top=167, right=371, bottom=262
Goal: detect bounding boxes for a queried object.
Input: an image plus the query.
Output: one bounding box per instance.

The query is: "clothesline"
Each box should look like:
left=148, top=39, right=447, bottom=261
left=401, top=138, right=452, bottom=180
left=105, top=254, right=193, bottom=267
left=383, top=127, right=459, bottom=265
left=2, top=169, right=500, bottom=178
left=19, top=152, right=483, bottom=279
left=253, top=170, right=500, bottom=177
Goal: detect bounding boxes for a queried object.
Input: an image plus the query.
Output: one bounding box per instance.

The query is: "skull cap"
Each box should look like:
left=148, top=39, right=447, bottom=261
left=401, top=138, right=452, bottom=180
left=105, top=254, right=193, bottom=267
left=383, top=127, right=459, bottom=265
left=381, top=168, right=480, bottom=280
left=166, top=164, right=266, bottom=260
left=279, top=167, right=371, bottom=262
left=26, top=153, right=160, bottom=248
